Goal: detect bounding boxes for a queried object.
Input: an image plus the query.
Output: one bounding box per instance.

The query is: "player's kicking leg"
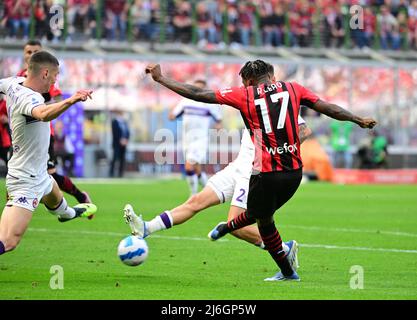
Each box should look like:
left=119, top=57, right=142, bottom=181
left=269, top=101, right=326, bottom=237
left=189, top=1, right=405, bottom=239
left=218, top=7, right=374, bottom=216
left=51, top=171, right=94, bottom=219
left=225, top=205, right=264, bottom=247
left=48, top=138, right=92, bottom=205
left=257, top=216, right=300, bottom=282
left=42, top=179, right=97, bottom=222
left=208, top=208, right=299, bottom=271
left=219, top=176, right=266, bottom=248
left=0, top=205, right=33, bottom=254
left=208, top=176, right=299, bottom=268
left=124, top=185, right=221, bottom=238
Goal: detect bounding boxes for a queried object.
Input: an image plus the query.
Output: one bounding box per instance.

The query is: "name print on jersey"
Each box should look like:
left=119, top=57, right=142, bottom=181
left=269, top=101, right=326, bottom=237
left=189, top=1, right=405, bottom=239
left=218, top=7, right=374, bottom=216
left=256, top=81, right=283, bottom=95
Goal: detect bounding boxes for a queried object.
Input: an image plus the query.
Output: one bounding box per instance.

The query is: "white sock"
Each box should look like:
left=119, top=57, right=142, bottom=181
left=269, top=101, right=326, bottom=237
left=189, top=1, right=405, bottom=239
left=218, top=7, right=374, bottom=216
left=198, top=172, right=208, bottom=187
left=47, top=198, right=75, bottom=219
left=186, top=173, right=198, bottom=195
left=261, top=242, right=290, bottom=253
left=145, top=210, right=173, bottom=235
left=282, top=242, right=289, bottom=254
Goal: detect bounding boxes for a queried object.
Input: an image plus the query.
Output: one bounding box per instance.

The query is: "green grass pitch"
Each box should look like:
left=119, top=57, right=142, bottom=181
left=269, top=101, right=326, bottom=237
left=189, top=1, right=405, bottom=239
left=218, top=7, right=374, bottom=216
left=0, top=179, right=416, bottom=300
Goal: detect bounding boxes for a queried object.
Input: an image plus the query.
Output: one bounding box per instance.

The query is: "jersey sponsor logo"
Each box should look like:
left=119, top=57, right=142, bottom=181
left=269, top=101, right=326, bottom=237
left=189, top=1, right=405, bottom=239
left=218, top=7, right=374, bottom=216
left=265, top=142, right=298, bottom=155
left=32, top=198, right=39, bottom=208
left=16, top=196, right=28, bottom=205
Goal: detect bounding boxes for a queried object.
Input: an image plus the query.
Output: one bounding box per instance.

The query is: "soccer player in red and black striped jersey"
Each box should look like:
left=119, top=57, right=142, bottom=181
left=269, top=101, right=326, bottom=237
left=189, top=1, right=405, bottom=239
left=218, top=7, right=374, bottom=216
left=15, top=40, right=92, bottom=206
left=145, top=60, right=376, bottom=281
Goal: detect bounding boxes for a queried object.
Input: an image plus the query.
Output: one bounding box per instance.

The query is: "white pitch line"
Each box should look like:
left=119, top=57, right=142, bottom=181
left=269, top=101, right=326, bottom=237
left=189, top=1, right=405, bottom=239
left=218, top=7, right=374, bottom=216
left=27, top=227, right=229, bottom=242
left=301, top=243, right=417, bottom=254
left=27, top=228, right=417, bottom=254
left=70, top=179, right=160, bottom=185
left=282, top=224, right=417, bottom=238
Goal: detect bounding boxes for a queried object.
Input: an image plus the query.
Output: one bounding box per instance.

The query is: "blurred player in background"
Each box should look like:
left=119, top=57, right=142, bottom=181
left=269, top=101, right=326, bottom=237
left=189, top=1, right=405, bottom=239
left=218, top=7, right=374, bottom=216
left=109, top=110, right=130, bottom=178
left=17, top=40, right=92, bottom=205
left=170, top=79, right=222, bottom=196
left=0, top=51, right=97, bottom=255
left=143, top=60, right=376, bottom=282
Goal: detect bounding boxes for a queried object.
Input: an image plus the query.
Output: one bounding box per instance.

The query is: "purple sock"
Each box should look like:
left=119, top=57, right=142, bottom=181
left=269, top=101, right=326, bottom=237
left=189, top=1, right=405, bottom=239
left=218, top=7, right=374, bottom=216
left=0, top=241, right=5, bottom=255
left=159, top=211, right=173, bottom=229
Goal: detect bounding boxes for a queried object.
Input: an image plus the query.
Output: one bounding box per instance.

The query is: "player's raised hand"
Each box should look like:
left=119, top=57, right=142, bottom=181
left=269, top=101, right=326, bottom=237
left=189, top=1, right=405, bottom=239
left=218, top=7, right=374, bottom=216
left=145, top=63, right=162, bottom=82
left=358, top=118, right=377, bottom=129
left=72, top=90, right=93, bottom=103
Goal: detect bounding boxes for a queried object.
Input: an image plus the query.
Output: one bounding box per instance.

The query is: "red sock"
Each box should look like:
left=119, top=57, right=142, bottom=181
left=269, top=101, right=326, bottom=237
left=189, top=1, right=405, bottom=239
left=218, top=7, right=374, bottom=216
left=52, top=173, right=86, bottom=203
left=227, top=211, right=256, bottom=231
left=259, top=222, right=293, bottom=276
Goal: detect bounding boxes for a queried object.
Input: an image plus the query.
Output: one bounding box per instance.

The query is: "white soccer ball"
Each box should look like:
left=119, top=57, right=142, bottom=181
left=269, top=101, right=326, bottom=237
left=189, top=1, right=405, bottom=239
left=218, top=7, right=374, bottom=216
left=117, top=235, right=149, bottom=266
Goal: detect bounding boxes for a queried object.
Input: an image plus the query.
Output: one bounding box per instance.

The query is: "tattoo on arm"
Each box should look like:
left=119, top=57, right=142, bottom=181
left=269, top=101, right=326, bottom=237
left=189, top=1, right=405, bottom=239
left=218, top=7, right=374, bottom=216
left=158, top=77, right=218, bottom=104
left=299, top=124, right=312, bottom=144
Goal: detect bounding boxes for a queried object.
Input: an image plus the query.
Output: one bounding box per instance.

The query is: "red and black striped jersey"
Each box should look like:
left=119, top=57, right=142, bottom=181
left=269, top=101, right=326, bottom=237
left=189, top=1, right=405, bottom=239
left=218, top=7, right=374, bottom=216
left=215, top=81, right=319, bottom=173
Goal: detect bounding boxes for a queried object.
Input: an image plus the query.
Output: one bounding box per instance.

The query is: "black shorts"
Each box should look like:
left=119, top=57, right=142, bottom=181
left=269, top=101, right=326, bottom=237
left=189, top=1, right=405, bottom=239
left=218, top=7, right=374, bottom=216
left=47, top=135, right=57, bottom=170
left=246, top=169, right=303, bottom=219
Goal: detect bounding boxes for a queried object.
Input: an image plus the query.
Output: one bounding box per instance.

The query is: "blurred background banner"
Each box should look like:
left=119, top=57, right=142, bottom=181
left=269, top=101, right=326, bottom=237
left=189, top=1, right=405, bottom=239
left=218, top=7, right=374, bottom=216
left=53, top=95, right=85, bottom=178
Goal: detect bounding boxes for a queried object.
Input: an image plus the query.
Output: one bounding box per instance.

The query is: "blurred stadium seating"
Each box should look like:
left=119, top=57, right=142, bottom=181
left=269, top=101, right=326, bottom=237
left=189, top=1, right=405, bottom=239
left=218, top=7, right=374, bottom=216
left=1, top=0, right=417, bottom=53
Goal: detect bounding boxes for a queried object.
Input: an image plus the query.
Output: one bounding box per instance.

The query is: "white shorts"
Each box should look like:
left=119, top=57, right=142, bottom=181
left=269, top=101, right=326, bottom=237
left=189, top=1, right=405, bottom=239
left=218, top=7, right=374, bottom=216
left=6, top=173, right=53, bottom=212
left=184, top=141, right=208, bottom=164
left=206, top=164, right=249, bottom=209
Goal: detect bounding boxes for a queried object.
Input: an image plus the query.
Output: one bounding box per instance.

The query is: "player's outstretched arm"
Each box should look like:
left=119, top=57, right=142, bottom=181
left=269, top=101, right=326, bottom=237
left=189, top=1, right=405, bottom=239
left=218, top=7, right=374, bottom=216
left=32, top=90, right=92, bottom=122
left=145, top=64, right=218, bottom=104
left=311, top=99, right=377, bottom=129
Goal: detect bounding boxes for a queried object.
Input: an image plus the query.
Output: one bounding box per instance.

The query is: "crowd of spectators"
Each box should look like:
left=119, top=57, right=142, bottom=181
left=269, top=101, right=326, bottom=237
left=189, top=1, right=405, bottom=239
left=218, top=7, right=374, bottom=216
left=1, top=0, right=417, bottom=50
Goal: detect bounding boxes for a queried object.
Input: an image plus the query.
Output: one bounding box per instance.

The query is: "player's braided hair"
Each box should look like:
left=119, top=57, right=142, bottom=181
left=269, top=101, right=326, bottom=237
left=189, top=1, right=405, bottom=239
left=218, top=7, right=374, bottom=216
left=239, top=60, right=274, bottom=81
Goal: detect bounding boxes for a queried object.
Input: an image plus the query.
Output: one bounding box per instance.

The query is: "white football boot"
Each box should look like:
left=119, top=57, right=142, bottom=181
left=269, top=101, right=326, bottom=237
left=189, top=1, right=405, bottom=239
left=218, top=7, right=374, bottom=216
left=123, top=204, right=147, bottom=238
